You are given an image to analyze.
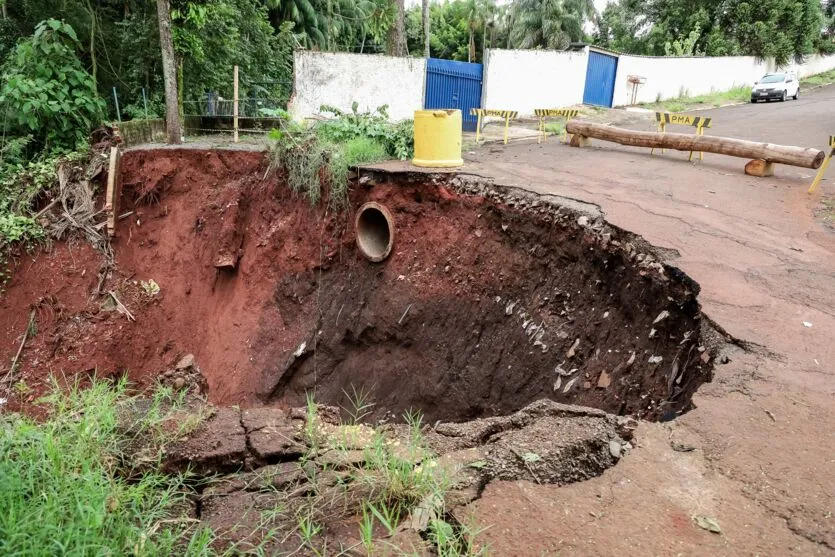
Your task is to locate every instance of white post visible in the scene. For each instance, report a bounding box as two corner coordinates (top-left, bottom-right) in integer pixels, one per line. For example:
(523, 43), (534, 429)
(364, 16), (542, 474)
(233, 65), (239, 143)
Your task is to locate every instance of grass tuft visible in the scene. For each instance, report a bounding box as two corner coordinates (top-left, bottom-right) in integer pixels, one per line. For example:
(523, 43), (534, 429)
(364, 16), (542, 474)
(0, 378), (216, 556)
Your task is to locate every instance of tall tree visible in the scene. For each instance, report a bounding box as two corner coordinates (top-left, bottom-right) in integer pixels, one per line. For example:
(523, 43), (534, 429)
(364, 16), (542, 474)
(508, 0), (594, 50)
(422, 0), (429, 57)
(156, 0), (181, 143)
(387, 0), (406, 55)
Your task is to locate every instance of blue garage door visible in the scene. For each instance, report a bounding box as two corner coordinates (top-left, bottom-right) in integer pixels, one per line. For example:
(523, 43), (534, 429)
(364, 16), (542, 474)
(583, 51), (618, 107)
(425, 58), (483, 131)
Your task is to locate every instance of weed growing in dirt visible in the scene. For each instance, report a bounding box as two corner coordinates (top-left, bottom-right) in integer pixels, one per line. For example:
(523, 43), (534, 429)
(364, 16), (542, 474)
(317, 103), (414, 161)
(266, 104), (413, 209)
(0, 378), (220, 556)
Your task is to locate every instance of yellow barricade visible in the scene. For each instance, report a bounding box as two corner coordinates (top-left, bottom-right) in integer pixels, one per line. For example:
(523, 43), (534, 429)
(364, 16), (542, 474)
(808, 136), (835, 194)
(470, 109), (518, 144)
(652, 112), (713, 161)
(534, 109), (580, 144)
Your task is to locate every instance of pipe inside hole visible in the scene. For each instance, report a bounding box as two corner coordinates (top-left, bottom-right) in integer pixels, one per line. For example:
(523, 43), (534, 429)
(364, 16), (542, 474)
(355, 202), (394, 262)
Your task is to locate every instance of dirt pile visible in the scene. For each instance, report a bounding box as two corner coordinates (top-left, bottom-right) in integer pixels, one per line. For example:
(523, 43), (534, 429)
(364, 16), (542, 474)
(0, 148), (716, 421)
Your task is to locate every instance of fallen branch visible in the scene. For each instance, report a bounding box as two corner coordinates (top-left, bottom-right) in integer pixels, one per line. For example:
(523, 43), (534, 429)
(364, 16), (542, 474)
(2, 310), (36, 386)
(108, 291), (135, 321)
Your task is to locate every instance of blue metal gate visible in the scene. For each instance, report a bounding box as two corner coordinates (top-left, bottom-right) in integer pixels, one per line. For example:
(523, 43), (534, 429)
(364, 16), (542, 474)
(583, 51), (619, 107)
(424, 58), (483, 131)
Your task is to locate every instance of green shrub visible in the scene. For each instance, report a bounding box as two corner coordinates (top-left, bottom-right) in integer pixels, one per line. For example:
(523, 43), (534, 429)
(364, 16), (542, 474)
(0, 19), (105, 152)
(317, 103), (414, 160)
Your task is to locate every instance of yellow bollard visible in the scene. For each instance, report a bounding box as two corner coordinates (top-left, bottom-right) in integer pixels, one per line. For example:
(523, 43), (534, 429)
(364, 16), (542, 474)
(412, 109), (464, 168)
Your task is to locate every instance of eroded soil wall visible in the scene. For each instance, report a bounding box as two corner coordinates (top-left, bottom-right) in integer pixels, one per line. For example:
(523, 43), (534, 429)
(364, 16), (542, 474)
(0, 149), (712, 421)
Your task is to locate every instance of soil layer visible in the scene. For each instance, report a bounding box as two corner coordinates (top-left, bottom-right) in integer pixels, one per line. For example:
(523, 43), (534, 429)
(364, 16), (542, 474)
(0, 148), (714, 422)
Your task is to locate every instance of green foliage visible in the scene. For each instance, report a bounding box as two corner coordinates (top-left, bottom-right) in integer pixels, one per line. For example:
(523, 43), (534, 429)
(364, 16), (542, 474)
(317, 103), (414, 160)
(664, 24), (705, 56)
(508, 0), (594, 50)
(0, 379), (217, 556)
(596, 0), (825, 63)
(0, 19), (105, 152)
(266, 103), (412, 206)
(406, 0), (508, 62)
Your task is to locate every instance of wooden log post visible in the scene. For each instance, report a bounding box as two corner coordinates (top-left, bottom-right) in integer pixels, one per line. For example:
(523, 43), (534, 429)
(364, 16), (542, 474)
(565, 121), (825, 170)
(105, 146), (122, 237)
(233, 65), (239, 143)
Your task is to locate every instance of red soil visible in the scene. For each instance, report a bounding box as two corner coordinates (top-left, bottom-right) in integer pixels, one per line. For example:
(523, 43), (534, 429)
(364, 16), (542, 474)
(0, 148), (711, 422)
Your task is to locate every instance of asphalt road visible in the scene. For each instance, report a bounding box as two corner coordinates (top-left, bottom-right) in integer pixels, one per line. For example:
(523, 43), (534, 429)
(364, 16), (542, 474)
(681, 83), (835, 149)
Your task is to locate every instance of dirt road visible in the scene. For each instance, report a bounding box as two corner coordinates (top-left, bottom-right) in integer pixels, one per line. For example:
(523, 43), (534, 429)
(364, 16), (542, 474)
(375, 86), (835, 555)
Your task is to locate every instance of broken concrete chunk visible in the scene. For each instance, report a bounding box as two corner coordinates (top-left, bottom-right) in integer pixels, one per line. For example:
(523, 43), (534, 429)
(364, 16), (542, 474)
(164, 407), (247, 474)
(241, 406), (288, 433)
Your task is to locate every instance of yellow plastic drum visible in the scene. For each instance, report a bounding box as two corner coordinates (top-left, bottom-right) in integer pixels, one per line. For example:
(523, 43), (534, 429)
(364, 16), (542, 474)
(412, 109), (463, 168)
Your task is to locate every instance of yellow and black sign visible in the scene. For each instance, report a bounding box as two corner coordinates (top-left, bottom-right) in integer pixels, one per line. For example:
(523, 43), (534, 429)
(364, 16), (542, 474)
(534, 109), (580, 143)
(655, 112), (712, 128)
(808, 136), (835, 194)
(469, 109), (518, 144)
(534, 109), (580, 118)
(652, 112), (713, 161)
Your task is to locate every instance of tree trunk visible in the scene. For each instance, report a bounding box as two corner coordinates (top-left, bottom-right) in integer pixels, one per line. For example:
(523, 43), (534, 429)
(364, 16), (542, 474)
(387, 0), (406, 56)
(422, 0), (430, 58)
(156, 0), (182, 144)
(468, 28), (474, 62)
(565, 121), (825, 169)
(85, 0), (97, 86)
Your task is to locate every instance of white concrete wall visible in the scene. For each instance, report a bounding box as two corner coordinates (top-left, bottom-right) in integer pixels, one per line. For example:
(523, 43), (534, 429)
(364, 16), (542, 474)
(612, 53), (835, 106)
(290, 51), (426, 121)
(481, 49), (588, 116)
(790, 54), (835, 78)
(611, 55), (768, 106)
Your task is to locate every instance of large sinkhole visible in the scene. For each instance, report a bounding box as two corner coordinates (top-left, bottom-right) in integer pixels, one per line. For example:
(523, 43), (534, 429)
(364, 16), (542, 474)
(262, 174), (713, 424)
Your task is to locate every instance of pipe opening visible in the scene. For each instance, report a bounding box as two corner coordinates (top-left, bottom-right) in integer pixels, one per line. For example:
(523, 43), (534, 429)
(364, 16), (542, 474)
(355, 202), (394, 262)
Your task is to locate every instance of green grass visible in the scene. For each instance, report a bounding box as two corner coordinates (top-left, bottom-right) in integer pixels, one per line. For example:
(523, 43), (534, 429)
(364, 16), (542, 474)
(543, 121), (565, 136)
(801, 69), (835, 88)
(0, 378), (224, 556)
(341, 137), (388, 167)
(639, 86), (751, 112)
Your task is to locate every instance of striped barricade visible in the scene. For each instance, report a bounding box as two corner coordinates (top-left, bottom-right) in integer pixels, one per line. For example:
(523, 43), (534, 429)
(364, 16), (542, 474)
(652, 112), (713, 161)
(534, 109), (580, 144)
(470, 109), (518, 144)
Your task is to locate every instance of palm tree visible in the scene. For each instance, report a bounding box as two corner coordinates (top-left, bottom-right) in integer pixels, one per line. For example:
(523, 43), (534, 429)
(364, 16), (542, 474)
(264, 0), (327, 47)
(508, 0), (595, 50)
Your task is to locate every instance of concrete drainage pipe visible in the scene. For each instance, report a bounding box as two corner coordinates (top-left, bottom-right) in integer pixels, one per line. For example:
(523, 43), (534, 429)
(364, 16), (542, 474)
(355, 202), (394, 262)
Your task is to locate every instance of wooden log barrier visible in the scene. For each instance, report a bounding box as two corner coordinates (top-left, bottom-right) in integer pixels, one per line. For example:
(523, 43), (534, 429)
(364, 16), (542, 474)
(565, 121), (825, 170)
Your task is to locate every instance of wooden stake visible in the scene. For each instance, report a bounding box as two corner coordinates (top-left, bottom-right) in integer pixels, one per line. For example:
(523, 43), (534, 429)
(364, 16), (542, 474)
(233, 65), (239, 143)
(2, 310), (35, 386)
(105, 146), (121, 237)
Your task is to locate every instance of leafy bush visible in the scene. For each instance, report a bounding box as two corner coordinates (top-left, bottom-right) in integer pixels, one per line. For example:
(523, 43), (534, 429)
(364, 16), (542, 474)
(0, 19), (105, 152)
(317, 103), (414, 160)
(266, 106), (412, 208)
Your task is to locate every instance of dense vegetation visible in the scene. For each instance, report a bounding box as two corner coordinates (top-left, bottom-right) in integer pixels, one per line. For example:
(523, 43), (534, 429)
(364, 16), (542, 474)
(595, 0), (832, 65)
